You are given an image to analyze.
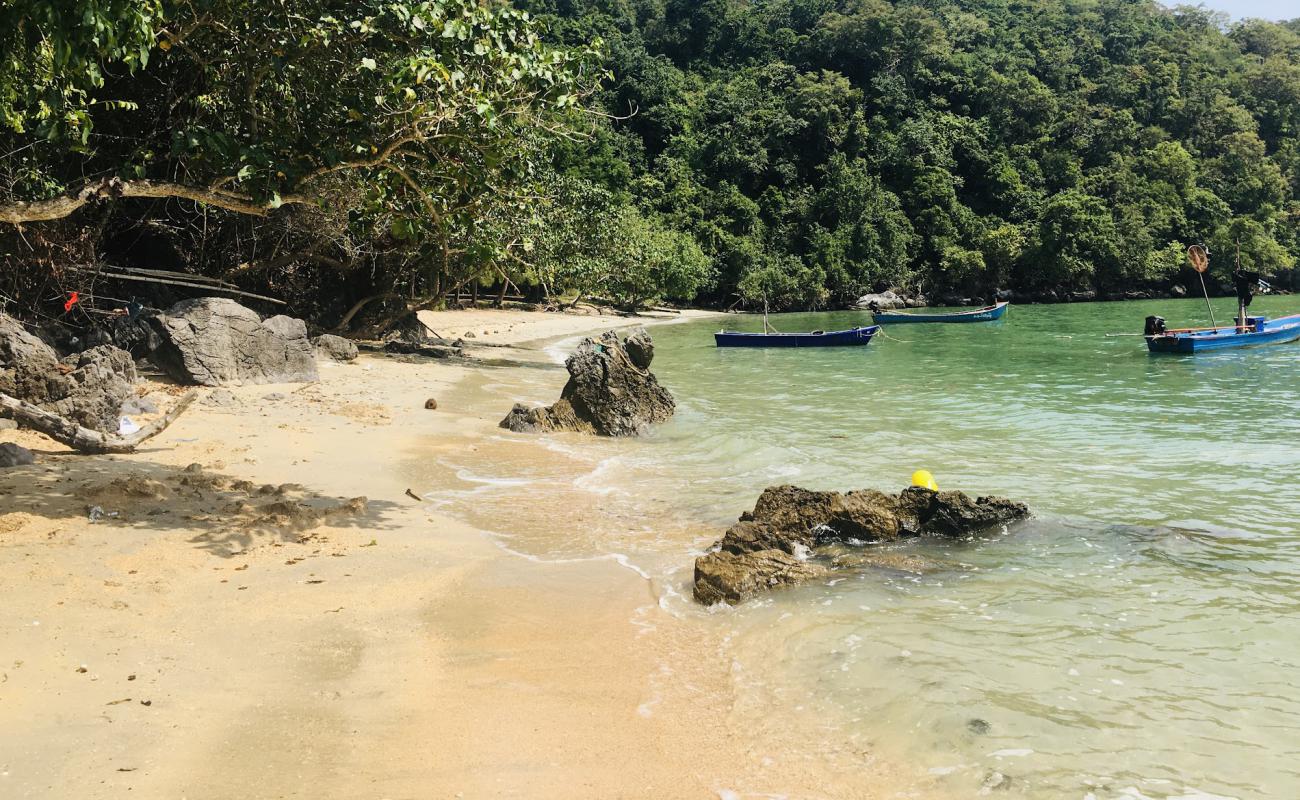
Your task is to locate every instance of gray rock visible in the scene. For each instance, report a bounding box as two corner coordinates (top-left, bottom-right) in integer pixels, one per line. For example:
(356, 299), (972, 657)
(119, 395), (159, 416)
(0, 442), (34, 467)
(500, 328), (675, 437)
(148, 298), (318, 386)
(312, 333), (359, 363)
(856, 290), (908, 310)
(624, 327), (654, 370)
(0, 313), (137, 432)
(693, 485), (1029, 605)
(201, 388), (240, 408)
(0, 418), (16, 431)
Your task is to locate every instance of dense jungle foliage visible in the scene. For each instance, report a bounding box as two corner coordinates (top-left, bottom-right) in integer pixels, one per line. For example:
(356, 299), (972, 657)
(528, 0), (1300, 308)
(1, 1), (1298, 326)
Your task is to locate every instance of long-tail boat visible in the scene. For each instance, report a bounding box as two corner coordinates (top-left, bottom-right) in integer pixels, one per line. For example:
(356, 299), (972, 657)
(871, 301), (1009, 324)
(714, 326), (879, 348)
(1145, 242), (1299, 353)
(1144, 314), (1300, 353)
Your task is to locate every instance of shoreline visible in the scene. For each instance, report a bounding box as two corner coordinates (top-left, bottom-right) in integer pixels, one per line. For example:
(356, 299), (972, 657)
(0, 306), (928, 799)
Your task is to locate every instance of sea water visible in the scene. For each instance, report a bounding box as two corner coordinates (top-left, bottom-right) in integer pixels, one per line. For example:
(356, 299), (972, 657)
(430, 297), (1300, 798)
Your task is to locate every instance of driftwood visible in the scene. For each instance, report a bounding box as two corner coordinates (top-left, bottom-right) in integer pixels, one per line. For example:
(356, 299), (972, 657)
(0, 391), (198, 454)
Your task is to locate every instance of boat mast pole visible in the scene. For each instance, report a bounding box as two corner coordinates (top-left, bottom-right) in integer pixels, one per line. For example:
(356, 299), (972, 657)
(1189, 243), (1217, 332)
(1235, 238), (1247, 331)
(1198, 270), (1217, 331)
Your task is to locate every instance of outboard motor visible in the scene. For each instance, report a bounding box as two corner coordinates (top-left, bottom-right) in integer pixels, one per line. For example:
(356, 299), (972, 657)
(1144, 315), (1166, 336)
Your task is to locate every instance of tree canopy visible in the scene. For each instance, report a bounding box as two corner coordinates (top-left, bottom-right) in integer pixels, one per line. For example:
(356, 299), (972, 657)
(526, 0), (1300, 307)
(3, 0), (1299, 322)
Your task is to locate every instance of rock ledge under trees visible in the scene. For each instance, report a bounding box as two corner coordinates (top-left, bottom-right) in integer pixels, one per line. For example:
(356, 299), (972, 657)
(0, 312), (137, 432)
(149, 298), (319, 386)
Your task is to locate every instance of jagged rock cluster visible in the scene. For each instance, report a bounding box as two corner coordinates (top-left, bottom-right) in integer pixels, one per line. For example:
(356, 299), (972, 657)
(1, 312), (137, 432)
(500, 327), (674, 437)
(693, 485), (1029, 605)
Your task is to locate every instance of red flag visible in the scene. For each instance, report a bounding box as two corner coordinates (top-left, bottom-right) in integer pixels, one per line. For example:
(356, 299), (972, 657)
(63, 291), (79, 312)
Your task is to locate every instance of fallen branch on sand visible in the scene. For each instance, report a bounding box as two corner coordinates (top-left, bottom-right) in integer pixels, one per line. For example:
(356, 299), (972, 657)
(0, 391), (198, 454)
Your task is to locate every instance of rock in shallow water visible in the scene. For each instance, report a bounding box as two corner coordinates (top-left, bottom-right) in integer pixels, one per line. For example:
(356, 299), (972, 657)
(500, 327), (674, 437)
(693, 484), (1029, 605)
(694, 548), (828, 606)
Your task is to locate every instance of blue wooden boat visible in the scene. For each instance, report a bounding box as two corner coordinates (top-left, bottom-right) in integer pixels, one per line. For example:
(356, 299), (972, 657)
(871, 301), (1009, 324)
(714, 326), (880, 348)
(1146, 314), (1300, 353)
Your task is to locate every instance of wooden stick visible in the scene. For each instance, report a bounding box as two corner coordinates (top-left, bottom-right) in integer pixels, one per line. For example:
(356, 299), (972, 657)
(0, 391), (198, 454)
(69, 268), (286, 305)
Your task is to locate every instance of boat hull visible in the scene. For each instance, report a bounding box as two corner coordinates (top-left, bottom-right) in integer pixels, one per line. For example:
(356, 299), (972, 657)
(872, 301), (1009, 324)
(1146, 314), (1300, 353)
(714, 326), (880, 348)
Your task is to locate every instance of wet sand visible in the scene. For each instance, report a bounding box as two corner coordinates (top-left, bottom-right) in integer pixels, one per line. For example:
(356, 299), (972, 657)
(0, 308), (923, 799)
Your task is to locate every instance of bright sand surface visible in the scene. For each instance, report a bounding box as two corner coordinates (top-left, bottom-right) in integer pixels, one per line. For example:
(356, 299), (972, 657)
(0, 308), (926, 799)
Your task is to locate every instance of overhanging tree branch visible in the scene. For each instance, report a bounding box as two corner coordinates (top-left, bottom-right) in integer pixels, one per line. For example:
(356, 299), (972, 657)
(0, 177), (300, 223)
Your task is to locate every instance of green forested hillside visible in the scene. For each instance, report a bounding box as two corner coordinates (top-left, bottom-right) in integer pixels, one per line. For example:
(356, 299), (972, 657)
(528, 0), (1300, 307)
(0, 1), (1297, 324)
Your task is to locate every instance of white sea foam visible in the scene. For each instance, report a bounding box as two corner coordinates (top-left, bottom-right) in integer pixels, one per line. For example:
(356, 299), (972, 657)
(453, 468), (534, 487)
(573, 456), (627, 496)
(483, 534), (652, 580)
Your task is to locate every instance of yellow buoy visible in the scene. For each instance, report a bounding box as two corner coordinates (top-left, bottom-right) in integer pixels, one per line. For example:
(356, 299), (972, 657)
(911, 470), (938, 491)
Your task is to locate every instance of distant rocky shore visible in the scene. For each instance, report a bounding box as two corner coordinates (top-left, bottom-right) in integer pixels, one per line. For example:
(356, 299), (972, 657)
(855, 282), (1291, 312)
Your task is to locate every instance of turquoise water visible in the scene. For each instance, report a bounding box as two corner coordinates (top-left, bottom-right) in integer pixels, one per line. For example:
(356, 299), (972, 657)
(436, 298), (1300, 799)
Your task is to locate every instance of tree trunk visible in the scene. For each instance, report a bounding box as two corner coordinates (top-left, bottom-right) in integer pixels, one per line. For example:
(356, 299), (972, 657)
(0, 391), (198, 455)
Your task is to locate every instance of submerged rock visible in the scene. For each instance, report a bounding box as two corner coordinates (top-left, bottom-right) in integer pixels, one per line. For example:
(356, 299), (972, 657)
(693, 485), (1029, 605)
(149, 298), (318, 386)
(694, 548), (828, 606)
(500, 327), (675, 437)
(0, 312), (138, 432)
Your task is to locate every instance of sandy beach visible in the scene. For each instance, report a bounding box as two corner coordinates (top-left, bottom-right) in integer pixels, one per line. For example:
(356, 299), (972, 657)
(0, 307), (921, 799)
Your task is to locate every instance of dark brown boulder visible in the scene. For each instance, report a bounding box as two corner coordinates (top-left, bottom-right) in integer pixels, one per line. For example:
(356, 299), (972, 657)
(500, 327), (674, 437)
(747, 485), (839, 532)
(693, 548), (828, 606)
(693, 484), (1029, 605)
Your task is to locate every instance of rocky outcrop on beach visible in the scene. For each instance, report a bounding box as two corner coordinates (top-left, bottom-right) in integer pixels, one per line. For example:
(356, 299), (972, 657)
(0, 312), (138, 432)
(500, 327), (675, 437)
(693, 485), (1029, 605)
(149, 298), (319, 386)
